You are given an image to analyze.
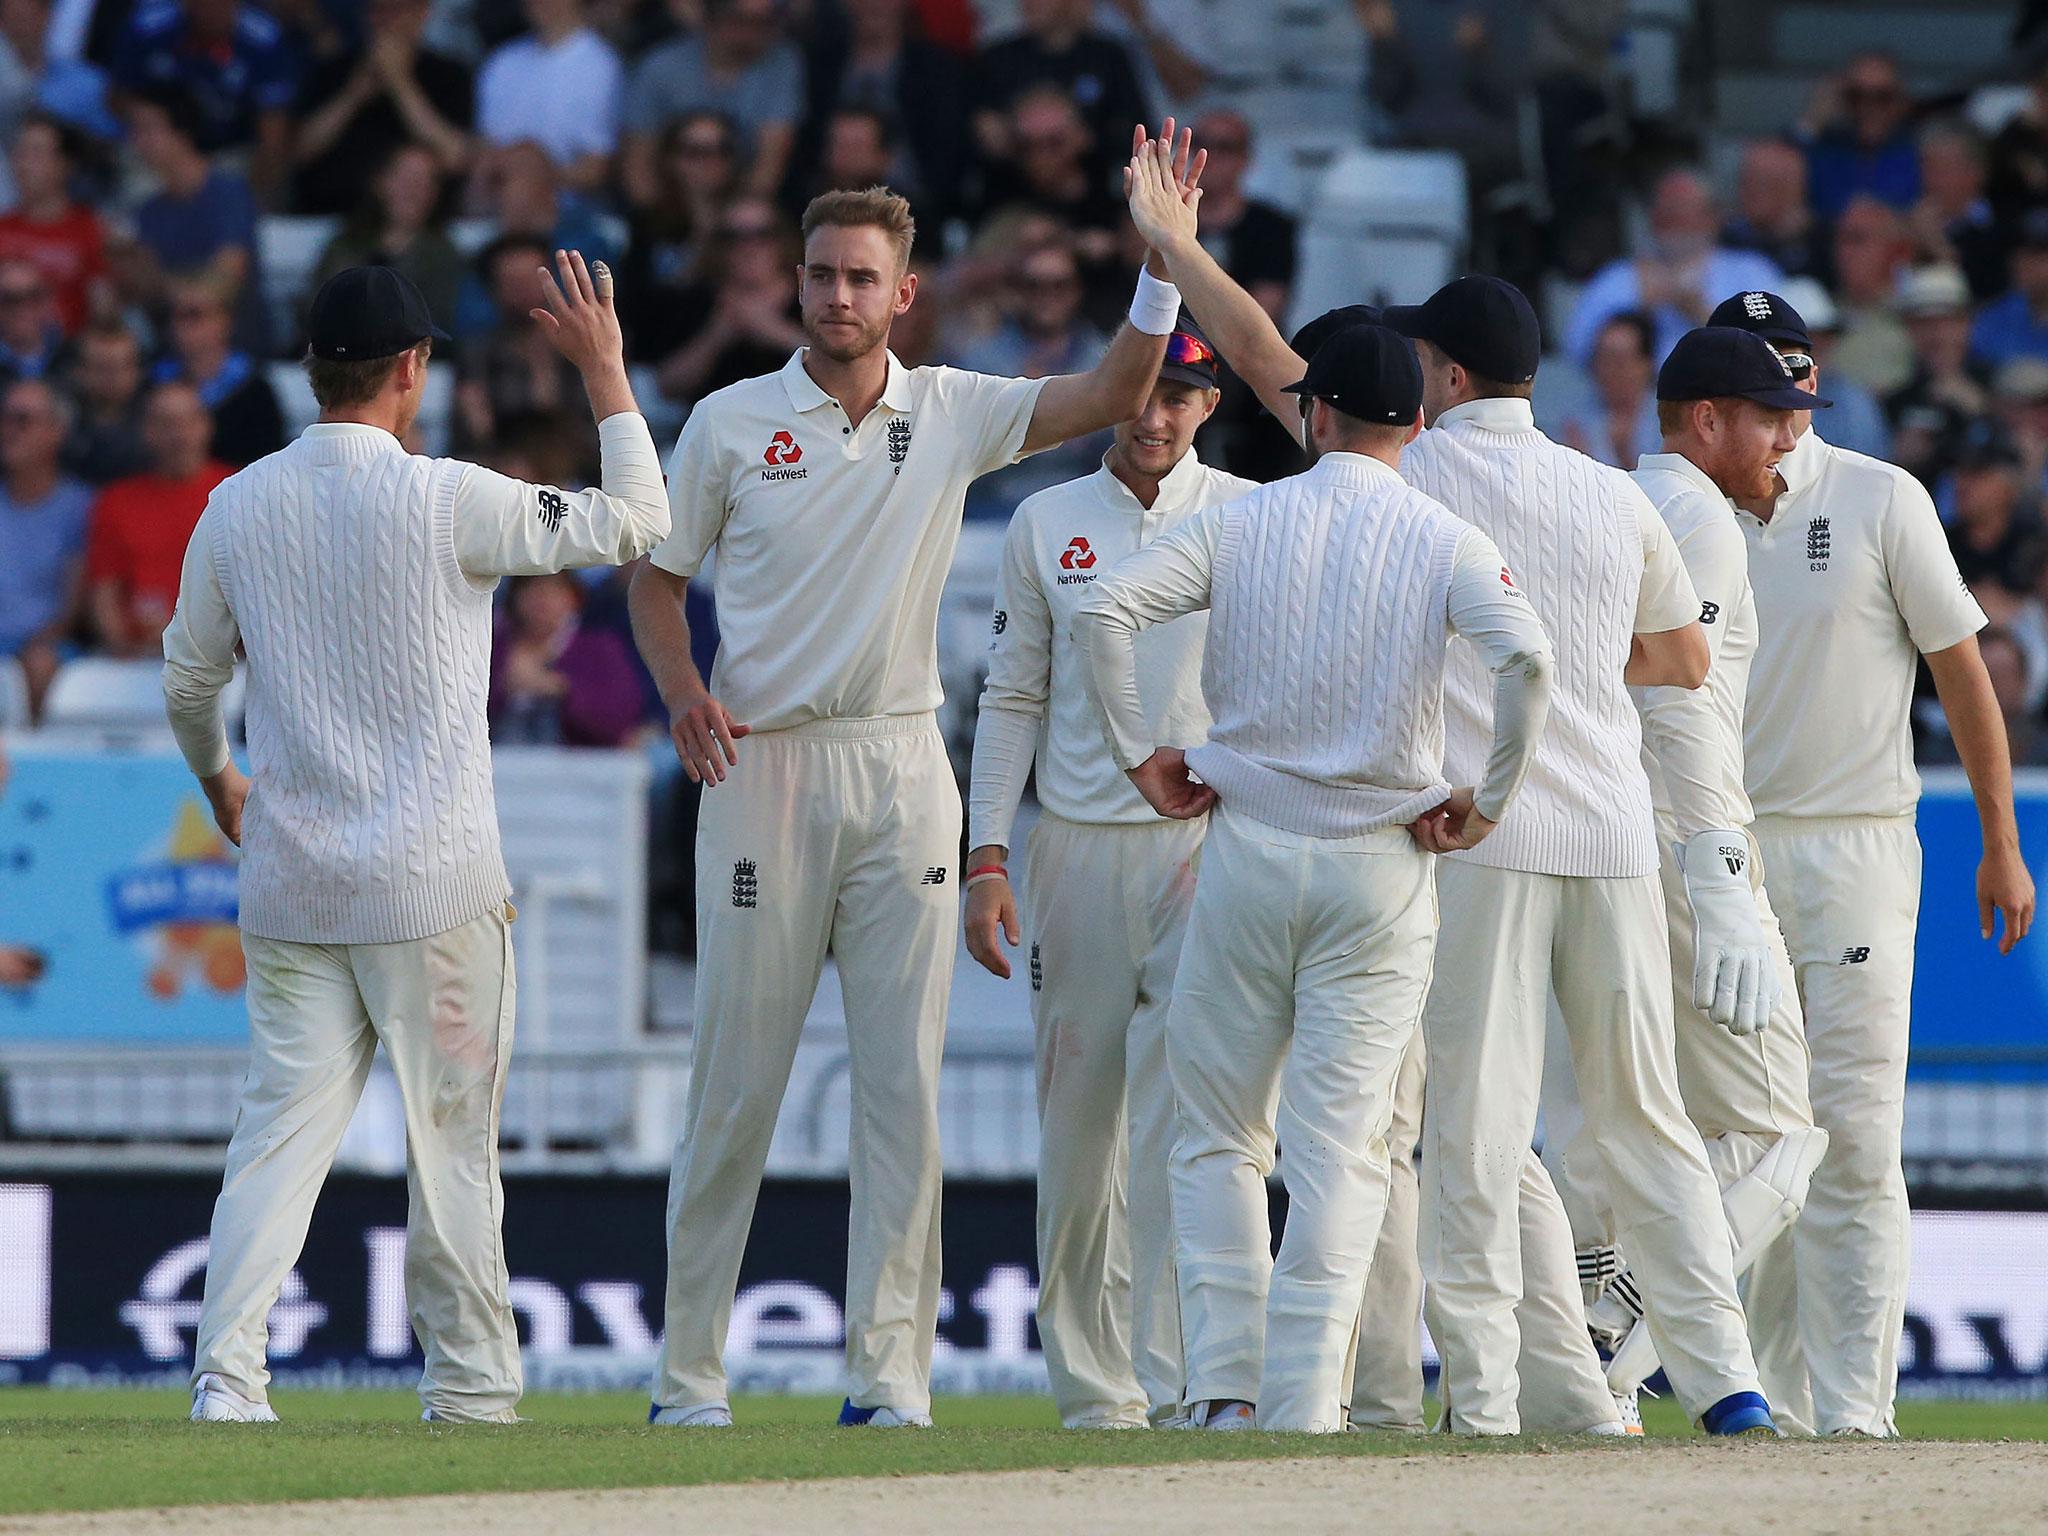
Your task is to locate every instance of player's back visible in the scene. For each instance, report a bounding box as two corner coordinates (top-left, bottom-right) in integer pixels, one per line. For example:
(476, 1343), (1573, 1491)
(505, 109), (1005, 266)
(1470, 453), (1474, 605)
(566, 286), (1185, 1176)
(1402, 403), (1663, 879)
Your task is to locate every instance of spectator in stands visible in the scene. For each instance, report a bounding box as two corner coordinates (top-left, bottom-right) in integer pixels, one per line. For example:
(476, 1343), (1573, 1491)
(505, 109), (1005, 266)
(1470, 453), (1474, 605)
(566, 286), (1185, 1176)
(1528, 0), (1627, 271)
(112, 0), (300, 204)
(1828, 194), (1915, 396)
(1973, 207), (2048, 369)
(455, 139), (618, 335)
(454, 233), (589, 461)
(1798, 49), (1920, 220)
(799, 105), (898, 203)
(1993, 356), (2048, 499)
(1976, 626), (2041, 765)
(977, 86), (1127, 314)
(475, 0), (622, 193)
(1565, 167), (1784, 364)
(1947, 420), (2048, 598)
(1188, 110), (1295, 323)
(1888, 265), (1991, 491)
(120, 86), (265, 352)
(1908, 119), (2005, 305)
(1775, 274), (1893, 462)
(1359, 0), (1520, 210)
(311, 142), (465, 342)
(59, 320), (151, 485)
(651, 196), (803, 405)
(950, 235), (1108, 518)
(84, 379), (229, 657)
(0, 257), (65, 384)
(800, 0), (969, 225)
(1723, 138), (1826, 282)
(488, 571), (648, 748)
(1557, 310), (1658, 471)
(0, 0), (119, 144)
(623, 0), (803, 207)
(1989, 54), (2048, 225)
(0, 113), (110, 337)
(0, 378), (91, 717)
(974, 0), (1149, 187)
(152, 273), (284, 468)
(290, 0), (476, 216)
(621, 110), (738, 363)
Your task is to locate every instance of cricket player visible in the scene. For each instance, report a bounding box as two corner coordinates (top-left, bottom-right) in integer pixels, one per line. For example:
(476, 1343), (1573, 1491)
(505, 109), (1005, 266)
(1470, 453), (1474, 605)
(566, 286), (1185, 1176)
(1074, 316), (1557, 1434)
(963, 322), (1252, 1429)
(1546, 326), (1836, 1434)
(165, 258), (670, 1424)
(627, 139), (1204, 1430)
(1118, 169), (1775, 1433)
(1706, 289), (2034, 1437)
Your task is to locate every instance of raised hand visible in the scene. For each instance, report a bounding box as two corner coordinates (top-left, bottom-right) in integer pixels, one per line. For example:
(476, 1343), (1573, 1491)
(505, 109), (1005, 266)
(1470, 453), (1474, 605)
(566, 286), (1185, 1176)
(1124, 119), (1204, 256)
(530, 249), (625, 378)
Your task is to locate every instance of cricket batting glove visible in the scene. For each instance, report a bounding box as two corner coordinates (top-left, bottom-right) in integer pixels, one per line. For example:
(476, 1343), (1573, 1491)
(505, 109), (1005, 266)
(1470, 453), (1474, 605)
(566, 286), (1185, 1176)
(1680, 828), (1778, 1036)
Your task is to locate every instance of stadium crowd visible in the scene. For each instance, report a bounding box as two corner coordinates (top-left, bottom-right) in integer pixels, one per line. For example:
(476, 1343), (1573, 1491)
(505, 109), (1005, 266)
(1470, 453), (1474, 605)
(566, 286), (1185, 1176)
(7, 0), (2048, 769)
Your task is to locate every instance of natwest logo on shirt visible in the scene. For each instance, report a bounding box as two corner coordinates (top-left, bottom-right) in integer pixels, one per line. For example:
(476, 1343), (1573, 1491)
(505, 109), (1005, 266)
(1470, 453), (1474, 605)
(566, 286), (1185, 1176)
(1500, 564), (1527, 599)
(762, 430), (808, 481)
(1057, 536), (1098, 584)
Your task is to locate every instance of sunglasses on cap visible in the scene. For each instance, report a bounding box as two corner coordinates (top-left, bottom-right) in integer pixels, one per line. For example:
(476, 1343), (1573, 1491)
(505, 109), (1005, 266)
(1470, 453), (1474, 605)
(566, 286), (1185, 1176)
(1165, 331), (1216, 369)
(1777, 350), (1816, 380)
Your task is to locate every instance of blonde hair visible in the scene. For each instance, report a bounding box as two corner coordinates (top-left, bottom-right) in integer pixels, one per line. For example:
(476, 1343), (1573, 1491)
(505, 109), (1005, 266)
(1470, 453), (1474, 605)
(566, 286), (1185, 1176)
(801, 186), (916, 272)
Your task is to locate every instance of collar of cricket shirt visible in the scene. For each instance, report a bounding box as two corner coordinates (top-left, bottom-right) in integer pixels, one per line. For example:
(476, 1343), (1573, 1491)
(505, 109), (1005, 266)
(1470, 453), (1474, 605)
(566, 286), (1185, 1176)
(1434, 395), (1537, 434)
(1771, 425), (1827, 500)
(1636, 450), (1732, 509)
(300, 421), (405, 451)
(780, 347), (915, 415)
(1309, 450), (1403, 486)
(1096, 444), (1209, 513)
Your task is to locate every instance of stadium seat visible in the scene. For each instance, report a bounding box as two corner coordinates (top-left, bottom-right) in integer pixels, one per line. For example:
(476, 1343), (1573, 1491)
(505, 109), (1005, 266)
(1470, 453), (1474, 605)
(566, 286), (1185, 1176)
(1240, 127), (1368, 218)
(0, 654), (28, 730)
(39, 657), (245, 744)
(1286, 147), (1468, 332)
(256, 214), (340, 350)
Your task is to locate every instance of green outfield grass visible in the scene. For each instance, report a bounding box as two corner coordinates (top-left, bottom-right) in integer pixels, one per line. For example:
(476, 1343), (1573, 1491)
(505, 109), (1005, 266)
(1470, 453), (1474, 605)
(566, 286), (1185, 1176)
(0, 1391), (2043, 1517)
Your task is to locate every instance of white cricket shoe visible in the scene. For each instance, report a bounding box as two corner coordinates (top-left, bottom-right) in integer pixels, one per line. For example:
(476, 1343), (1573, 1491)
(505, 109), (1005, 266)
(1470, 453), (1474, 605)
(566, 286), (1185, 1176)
(190, 1374), (278, 1423)
(865, 1407), (933, 1428)
(649, 1403), (733, 1427)
(1190, 1400), (1256, 1431)
(1072, 1417), (1147, 1430)
(421, 1407), (521, 1424)
(1612, 1391), (1645, 1436)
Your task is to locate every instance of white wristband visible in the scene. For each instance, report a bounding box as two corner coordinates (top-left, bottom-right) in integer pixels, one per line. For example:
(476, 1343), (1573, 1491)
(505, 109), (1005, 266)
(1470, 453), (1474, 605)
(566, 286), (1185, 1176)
(1129, 269), (1182, 336)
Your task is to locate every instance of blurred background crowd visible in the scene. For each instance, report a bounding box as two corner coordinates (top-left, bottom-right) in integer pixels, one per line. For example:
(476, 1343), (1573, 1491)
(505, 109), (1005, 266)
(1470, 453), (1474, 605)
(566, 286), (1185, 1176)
(8, 0), (2048, 796)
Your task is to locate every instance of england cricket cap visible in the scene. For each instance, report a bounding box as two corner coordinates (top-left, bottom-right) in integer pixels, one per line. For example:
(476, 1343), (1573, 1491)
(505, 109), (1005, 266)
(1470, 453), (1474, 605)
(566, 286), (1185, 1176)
(1157, 313), (1221, 389)
(1707, 289), (1811, 349)
(1282, 322), (1423, 424)
(1382, 276), (1540, 384)
(307, 265), (451, 362)
(1656, 326), (1832, 410)
(1290, 303), (1384, 362)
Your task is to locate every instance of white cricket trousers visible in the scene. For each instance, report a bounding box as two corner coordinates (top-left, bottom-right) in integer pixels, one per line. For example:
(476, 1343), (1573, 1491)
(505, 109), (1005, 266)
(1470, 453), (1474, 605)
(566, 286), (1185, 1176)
(1754, 813), (1920, 1437)
(1542, 825), (1820, 1431)
(193, 906), (521, 1422)
(1421, 861), (1762, 1433)
(656, 715), (961, 1417)
(1024, 811), (1203, 1427)
(1168, 807), (1437, 1433)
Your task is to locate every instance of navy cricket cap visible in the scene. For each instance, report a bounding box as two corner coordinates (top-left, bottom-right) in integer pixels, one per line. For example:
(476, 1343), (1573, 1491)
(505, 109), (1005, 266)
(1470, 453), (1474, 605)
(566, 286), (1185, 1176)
(1707, 290), (1811, 349)
(1282, 323), (1423, 425)
(1383, 276), (1540, 384)
(1157, 313), (1221, 389)
(1657, 326), (1832, 411)
(307, 265), (451, 362)
(1290, 303), (1384, 362)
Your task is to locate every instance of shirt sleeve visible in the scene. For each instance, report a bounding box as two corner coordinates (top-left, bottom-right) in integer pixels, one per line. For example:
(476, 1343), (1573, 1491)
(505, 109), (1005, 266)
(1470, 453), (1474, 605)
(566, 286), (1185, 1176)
(1637, 500), (1752, 838)
(646, 406), (730, 582)
(1072, 502), (1225, 771)
(936, 368), (1052, 478)
(1445, 528), (1556, 822)
(1882, 468), (1989, 654)
(968, 510), (1053, 852)
(452, 412), (671, 580)
(160, 507), (239, 780)
(1633, 487), (1702, 634)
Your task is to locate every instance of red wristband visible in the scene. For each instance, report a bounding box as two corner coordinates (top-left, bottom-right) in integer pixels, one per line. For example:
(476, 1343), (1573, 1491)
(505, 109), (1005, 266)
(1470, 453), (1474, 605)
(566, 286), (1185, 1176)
(965, 864), (1009, 882)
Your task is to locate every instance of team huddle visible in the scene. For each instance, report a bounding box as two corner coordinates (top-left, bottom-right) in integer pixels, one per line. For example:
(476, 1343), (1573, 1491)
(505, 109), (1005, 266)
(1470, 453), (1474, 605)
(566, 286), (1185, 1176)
(167, 123), (2033, 1438)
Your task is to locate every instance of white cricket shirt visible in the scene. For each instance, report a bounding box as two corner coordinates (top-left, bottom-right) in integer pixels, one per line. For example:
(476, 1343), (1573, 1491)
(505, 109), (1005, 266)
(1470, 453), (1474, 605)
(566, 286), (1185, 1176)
(1402, 397), (1700, 878)
(651, 349), (1046, 732)
(1631, 451), (1756, 838)
(967, 448), (1254, 851)
(1739, 429), (1986, 821)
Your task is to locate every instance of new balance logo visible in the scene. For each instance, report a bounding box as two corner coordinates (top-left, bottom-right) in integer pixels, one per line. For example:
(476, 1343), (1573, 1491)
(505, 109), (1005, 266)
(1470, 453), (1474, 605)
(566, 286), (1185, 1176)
(992, 608), (1008, 637)
(920, 867), (948, 885)
(1719, 843), (1745, 876)
(1840, 946), (1870, 965)
(1807, 515), (1831, 569)
(732, 859), (758, 909)
(1700, 600), (1720, 625)
(535, 488), (568, 532)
